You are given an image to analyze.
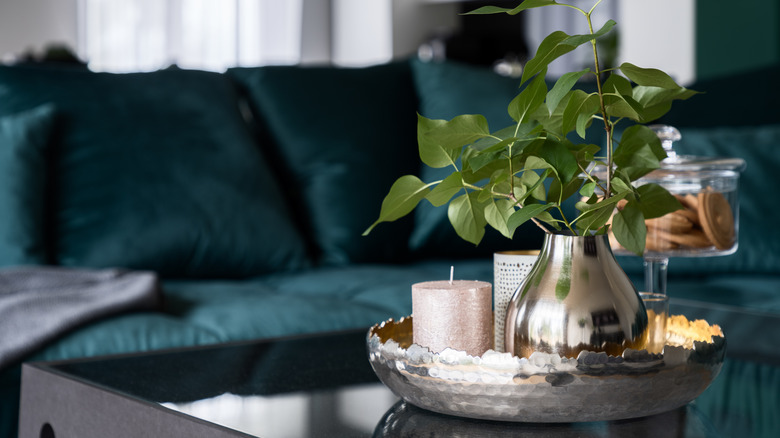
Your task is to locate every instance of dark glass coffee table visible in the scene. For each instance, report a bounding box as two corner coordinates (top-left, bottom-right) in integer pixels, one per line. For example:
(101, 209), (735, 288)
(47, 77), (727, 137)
(18, 327), (780, 437)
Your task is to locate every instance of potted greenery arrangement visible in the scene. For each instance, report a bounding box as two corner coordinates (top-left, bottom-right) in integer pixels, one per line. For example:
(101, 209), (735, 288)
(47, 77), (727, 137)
(365, 0), (696, 358)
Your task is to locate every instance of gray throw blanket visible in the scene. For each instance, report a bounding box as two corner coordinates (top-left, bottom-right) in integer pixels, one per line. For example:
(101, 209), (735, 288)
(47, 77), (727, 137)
(0, 266), (161, 370)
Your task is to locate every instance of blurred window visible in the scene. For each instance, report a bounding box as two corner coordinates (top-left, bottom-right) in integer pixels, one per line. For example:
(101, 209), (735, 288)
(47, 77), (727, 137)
(79, 0), (303, 72)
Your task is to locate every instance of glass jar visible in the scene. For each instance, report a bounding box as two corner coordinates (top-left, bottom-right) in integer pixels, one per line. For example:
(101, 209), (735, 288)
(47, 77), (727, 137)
(607, 125), (747, 258)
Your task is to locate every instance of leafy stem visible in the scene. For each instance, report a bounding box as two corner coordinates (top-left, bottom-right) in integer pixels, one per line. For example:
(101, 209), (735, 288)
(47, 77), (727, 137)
(577, 161), (607, 195)
(585, 6), (613, 201)
(587, 0), (604, 15)
(366, 0), (695, 255)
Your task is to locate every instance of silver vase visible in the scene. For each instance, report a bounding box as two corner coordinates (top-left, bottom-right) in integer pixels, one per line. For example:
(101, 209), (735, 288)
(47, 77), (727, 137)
(504, 233), (649, 358)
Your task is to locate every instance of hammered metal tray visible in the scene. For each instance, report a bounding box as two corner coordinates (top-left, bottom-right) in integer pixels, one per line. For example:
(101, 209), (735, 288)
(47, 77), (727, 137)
(367, 315), (725, 423)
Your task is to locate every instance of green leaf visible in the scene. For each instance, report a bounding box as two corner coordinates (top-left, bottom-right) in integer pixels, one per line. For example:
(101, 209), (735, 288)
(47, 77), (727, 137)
(613, 125), (665, 180)
(575, 191), (626, 213)
(611, 168), (635, 193)
(471, 125), (519, 152)
(548, 177), (583, 204)
(424, 114), (491, 149)
(478, 172), (508, 202)
(634, 183), (683, 219)
(629, 85), (699, 123)
(448, 192), (487, 245)
(547, 68), (590, 115)
(417, 115), (459, 168)
(426, 172), (464, 207)
(612, 202), (646, 256)
(467, 149), (504, 174)
(462, 5), (516, 15)
(462, 146), (517, 184)
(531, 138), (579, 184)
(523, 32), (567, 84)
(485, 198), (516, 238)
(467, 124), (536, 173)
(463, 0), (559, 15)
(602, 74), (651, 122)
(632, 86), (698, 108)
(507, 203), (552, 234)
(580, 181), (596, 198)
(510, 181), (527, 201)
(363, 175), (431, 235)
(562, 90), (600, 136)
(509, 71), (548, 123)
(571, 143), (601, 168)
(637, 101), (673, 124)
(575, 112), (595, 139)
(620, 62), (680, 89)
(604, 92), (642, 121)
(610, 176), (632, 194)
(602, 73), (633, 96)
(575, 202), (614, 234)
(532, 95), (569, 137)
(521, 169), (548, 202)
(524, 155), (552, 171)
(535, 210), (562, 230)
(522, 20), (616, 84)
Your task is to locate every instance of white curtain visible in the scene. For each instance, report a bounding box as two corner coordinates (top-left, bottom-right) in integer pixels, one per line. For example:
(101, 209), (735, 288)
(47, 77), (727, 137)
(79, 0), (303, 72)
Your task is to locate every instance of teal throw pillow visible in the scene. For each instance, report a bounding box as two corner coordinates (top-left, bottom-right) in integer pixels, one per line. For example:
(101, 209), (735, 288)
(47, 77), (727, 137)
(617, 124), (780, 276)
(0, 65), (310, 278)
(228, 62), (420, 265)
(410, 59), (546, 258)
(0, 104), (56, 266)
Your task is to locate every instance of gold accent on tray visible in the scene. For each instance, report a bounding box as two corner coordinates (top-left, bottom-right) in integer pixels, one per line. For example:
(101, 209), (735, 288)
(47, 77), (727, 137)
(667, 314), (724, 348)
(371, 316), (413, 347)
(369, 314), (721, 353)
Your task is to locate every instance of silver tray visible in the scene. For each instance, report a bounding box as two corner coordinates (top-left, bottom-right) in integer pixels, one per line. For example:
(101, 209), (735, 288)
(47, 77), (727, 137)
(367, 315), (726, 423)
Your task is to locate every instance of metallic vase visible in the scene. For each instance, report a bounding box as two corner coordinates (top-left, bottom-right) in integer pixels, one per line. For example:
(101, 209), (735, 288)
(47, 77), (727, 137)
(505, 233), (649, 358)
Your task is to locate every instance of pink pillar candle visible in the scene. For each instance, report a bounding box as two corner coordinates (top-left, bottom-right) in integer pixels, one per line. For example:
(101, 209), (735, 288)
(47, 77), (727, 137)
(412, 280), (493, 357)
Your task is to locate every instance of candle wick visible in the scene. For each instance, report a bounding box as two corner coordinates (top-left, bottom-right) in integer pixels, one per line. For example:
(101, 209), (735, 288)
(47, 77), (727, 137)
(449, 266), (454, 284)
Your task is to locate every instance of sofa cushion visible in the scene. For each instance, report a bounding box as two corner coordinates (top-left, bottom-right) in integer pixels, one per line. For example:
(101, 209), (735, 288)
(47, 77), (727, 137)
(0, 65), (310, 278)
(410, 59), (545, 258)
(0, 104), (56, 266)
(227, 62), (420, 266)
(617, 124), (780, 276)
(25, 312), (222, 362)
(162, 259), (494, 341)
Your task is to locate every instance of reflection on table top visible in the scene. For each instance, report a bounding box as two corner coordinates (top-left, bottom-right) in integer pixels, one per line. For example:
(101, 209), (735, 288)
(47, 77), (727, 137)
(42, 329), (779, 438)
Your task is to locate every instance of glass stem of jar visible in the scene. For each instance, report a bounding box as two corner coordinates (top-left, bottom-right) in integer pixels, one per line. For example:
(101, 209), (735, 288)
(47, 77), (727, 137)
(644, 256), (669, 295)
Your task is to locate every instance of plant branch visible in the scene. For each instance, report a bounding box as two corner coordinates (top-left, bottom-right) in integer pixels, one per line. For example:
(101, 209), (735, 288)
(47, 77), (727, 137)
(556, 204), (576, 234)
(588, 0), (605, 16)
(577, 161), (608, 195)
(508, 191), (553, 234)
(508, 143), (515, 199)
(462, 181), (482, 191)
(560, 3), (587, 16)
(586, 9), (613, 200)
(531, 217), (553, 234)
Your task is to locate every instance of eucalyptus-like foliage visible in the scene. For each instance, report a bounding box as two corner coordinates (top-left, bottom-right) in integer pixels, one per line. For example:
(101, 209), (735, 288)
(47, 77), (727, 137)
(364, 0), (696, 256)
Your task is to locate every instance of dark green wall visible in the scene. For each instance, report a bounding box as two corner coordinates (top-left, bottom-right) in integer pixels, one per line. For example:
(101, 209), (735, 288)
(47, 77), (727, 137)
(696, 0), (780, 80)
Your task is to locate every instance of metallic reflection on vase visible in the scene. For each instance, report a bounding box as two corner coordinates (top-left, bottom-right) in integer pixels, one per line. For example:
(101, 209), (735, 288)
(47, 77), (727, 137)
(504, 233), (648, 358)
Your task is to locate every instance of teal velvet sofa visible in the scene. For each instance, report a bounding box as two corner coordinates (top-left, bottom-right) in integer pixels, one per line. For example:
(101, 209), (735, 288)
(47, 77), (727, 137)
(1, 58), (778, 437)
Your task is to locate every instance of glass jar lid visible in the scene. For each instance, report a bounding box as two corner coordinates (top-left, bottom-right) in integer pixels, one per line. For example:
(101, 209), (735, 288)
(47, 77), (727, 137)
(590, 125), (746, 185)
(646, 125), (747, 176)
